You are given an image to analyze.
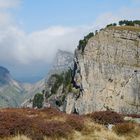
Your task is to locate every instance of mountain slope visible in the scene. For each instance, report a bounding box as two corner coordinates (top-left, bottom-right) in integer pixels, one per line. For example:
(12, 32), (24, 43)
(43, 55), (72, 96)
(21, 50), (74, 108)
(0, 66), (25, 107)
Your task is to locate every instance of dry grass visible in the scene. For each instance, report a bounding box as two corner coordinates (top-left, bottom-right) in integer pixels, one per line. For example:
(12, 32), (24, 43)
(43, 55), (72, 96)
(0, 135), (31, 140)
(108, 26), (140, 32)
(0, 108), (140, 140)
(113, 122), (140, 139)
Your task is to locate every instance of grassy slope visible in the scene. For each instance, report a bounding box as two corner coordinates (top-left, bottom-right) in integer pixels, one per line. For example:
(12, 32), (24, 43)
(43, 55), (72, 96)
(109, 26), (140, 32)
(0, 108), (140, 140)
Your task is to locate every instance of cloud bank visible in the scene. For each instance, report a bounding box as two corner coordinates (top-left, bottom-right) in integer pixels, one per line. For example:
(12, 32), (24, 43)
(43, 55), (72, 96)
(0, 25), (93, 65)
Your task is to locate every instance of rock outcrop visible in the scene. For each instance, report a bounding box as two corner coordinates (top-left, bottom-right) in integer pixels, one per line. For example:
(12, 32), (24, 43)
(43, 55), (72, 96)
(22, 50), (74, 108)
(65, 26), (140, 115)
(42, 50), (74, 110)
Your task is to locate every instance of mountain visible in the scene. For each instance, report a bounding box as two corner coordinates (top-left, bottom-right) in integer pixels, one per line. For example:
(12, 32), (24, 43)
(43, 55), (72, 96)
(65, 25), (140, 114)
(0, 66), (25, 107)
(1, 23), (140, 116)
(21, 49), (74, 108)
(0, 50), (74, 108)
(20, 24), (140, 116)
(46, 49), (74, 78)
(0, 66), (10, 86)
(34, 25), (140, 115)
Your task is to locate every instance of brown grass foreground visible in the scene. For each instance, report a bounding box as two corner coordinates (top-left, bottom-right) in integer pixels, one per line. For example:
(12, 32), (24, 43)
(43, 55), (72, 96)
(0, 108), (140, 140)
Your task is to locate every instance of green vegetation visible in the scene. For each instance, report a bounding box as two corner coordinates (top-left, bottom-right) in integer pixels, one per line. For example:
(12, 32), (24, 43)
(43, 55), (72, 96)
(51, 73), (64, 95)
(106, 23), (117, 27)
(77, 19), (140, 53)
(63, 69), (72, 92)
(51, 69), (72, 95)
(33, 93), (44, 108)
(50, 69), (73, 106)
(77, 32), (94, 52)
(119, 20), (140, 26)
(106, 20), (140, 28)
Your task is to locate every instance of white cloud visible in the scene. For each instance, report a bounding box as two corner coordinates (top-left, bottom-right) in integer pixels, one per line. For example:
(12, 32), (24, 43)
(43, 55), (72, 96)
(0, 0), (21, 29)
(0, 0), (140, 81)
(0, 25), (92, 65)
(0, 4), (140, 66)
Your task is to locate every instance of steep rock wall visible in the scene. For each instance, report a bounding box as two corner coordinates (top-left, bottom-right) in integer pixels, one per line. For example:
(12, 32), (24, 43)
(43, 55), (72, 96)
(65, 27), (140, 115)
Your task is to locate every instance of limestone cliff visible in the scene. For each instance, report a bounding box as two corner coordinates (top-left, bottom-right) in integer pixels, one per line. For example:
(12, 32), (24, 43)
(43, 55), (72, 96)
(65, 26), (140, 115)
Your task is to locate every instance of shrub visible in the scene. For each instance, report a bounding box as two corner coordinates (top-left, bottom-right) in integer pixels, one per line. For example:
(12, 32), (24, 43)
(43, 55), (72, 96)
(0, 108), (70, 140)
(49, 69), (72, 106)
(33, 93), (44, 108)
(39, 121), (72, 138)
(77, 32), (94, 52)
(0, 111), (33, 138)
(119, 20), (140, 26)
(66, 114), (85, 131)
(40, 107), (62, 119)
(113, 122), (135, 135)
(51, 74), (63, 94)
(88, 111), (124, 125)
(63, 69), (72, 92)
(55, 100), (63, 106)
(106, 23), (117, 27)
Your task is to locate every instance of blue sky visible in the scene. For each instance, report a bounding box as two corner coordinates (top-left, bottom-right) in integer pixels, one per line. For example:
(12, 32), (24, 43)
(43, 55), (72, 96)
(0, 0), (140, 83)
(15, 0), (138, 32)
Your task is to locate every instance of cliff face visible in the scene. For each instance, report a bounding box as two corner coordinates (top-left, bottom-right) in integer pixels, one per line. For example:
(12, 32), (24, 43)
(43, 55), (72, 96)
(65, 26), (140, 115)
(50, 49), (73, 73)
(43, 50), (73, 110)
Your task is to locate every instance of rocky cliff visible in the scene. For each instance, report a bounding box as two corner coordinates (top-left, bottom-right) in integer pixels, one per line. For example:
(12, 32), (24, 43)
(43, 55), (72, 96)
(49, 49), (73, 74)
(65, 26), (140, 115)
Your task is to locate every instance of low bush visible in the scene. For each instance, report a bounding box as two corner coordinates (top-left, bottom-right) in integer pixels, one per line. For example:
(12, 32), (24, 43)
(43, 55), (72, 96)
(0, 111), (33, 138)
(0, 108), (70, 140)
(88, 111), (124, 125)
(39, 121), (72, 138)
(77, 32), (94, 52)
(33, 93), (44, 108)
(66, 114), (85, 131)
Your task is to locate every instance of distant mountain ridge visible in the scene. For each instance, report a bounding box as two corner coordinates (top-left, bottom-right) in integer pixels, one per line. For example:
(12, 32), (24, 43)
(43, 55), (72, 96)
(0, 66), (25, 107)
(0, 50), (74, 108)
(0, 66), (10, 86)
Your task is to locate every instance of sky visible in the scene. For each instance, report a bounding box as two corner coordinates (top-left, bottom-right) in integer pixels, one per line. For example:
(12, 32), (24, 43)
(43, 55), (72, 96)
(0, 0), (140, 83)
